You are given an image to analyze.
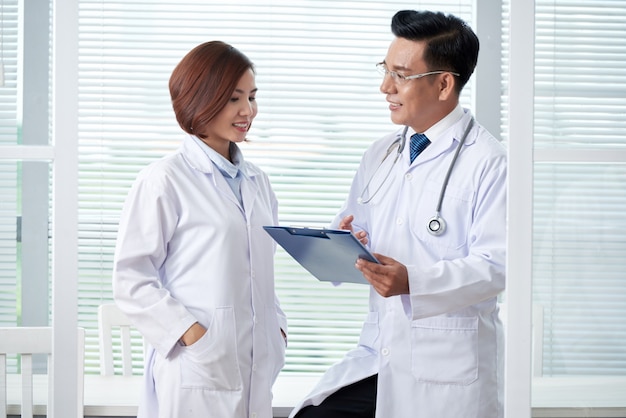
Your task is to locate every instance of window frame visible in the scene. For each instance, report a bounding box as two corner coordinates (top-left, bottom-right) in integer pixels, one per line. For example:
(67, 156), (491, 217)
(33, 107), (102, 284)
(4, 0), (625, 415)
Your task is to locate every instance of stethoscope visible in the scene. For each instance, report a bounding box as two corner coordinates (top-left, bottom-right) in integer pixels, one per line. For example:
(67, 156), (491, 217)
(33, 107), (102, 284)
(357, 117), (474, 237)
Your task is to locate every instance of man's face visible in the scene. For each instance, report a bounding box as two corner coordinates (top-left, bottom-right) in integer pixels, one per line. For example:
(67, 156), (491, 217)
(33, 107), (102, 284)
(379, 37), (453, 133)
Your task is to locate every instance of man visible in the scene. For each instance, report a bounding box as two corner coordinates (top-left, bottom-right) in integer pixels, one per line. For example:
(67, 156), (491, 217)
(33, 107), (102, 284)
(290, 10), (507, 418)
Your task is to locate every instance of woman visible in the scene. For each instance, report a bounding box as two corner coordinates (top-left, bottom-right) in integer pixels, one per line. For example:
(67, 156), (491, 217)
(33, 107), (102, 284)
(112, 41), (287, 418)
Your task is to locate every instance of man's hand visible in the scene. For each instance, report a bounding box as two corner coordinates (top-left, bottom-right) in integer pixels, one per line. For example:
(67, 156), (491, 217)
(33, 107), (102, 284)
(339, 214), (368, 245)
(356, 253), (409, 297)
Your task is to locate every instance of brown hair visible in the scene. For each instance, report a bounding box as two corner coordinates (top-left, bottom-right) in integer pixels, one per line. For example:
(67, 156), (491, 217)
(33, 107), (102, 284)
(169, 41), (255, 139)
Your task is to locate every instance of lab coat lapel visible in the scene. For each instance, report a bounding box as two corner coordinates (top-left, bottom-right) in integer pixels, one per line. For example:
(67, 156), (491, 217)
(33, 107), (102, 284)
(180, 136), (244, 210)
(240, 167), (259, 216)
(411, 112), (477, 165)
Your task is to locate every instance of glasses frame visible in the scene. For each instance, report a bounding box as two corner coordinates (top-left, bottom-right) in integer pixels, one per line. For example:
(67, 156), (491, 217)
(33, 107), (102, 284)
(376, 62), (460, 83)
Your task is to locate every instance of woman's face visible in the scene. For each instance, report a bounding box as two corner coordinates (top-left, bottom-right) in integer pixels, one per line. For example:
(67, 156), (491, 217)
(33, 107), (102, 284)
(202, 68), (258, 159)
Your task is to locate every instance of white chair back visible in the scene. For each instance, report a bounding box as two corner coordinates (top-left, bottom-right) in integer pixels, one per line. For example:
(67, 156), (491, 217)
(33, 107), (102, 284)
(98, 303), (143, 376)
(0, 326), (84, 418)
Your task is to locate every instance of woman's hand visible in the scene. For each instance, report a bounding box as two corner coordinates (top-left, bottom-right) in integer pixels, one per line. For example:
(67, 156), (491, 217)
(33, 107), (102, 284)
(179, 322), (207, 346)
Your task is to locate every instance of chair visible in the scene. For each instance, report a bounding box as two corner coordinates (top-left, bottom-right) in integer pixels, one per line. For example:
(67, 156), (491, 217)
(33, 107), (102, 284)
(98, 303), (143, 376)
(0, 326), (85, 418)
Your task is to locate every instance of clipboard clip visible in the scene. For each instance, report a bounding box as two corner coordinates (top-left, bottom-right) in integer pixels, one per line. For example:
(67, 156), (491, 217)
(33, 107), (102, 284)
(286, 227), (330, 239)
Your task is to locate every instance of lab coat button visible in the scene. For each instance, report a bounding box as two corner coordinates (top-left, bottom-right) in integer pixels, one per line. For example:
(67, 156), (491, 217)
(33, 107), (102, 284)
(252, 363), (257, 371)
(381, 347), (390, 356)
(405, 173), (413, 181)
(396, 218), (403, 225)
(251, 413), (257, 418)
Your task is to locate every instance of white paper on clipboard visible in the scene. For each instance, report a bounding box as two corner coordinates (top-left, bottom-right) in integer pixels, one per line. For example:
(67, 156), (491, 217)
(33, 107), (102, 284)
(263, 226), (379, 284)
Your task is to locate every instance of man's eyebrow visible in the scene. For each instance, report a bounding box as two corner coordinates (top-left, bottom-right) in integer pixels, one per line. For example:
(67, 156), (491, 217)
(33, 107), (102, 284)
(390, 64), (411, 72)
(382, 60), (411, 72)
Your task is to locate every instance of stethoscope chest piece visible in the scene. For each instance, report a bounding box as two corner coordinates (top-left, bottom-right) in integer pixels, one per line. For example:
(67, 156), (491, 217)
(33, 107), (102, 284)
(427, 215), (446, 236)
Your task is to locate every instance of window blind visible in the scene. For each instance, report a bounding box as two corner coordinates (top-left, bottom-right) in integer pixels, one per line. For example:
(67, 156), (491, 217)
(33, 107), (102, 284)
(0, 0), (21, 374)
(7, 0), (624, 386)
(76, 0), (474, 374)
(531, 0), (626, 375)
(0, 0), (18, 330)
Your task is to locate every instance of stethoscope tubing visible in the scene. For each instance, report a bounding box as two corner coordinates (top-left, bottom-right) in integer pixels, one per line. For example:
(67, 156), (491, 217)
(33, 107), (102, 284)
(356, 125), (408, 205)
(357, 117), (474, 236)
(434, 117), (474, 214)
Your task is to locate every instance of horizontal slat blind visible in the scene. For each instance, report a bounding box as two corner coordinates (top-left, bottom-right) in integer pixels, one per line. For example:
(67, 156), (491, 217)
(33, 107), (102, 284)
(532, 0), (626, 375)
(534, 1), (626, 149)
(77, 1), (474, 374)
(0, 1), (20, 375)
(0, 0), (18, 331)
(0, 161), (17, 331)
(534, 164), (626, 375)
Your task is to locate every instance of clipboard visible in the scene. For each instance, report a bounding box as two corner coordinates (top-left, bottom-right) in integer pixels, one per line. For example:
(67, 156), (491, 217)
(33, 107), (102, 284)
(263, 226), (379, 285)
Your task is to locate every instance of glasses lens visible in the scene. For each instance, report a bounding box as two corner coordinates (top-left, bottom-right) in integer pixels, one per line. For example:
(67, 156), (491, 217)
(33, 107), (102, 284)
(377, 64), (406, 84)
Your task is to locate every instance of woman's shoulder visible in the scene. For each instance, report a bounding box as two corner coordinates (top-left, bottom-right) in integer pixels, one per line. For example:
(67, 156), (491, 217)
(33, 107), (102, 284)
(130, 152), (192, 196)
(138, 151), (186, 178)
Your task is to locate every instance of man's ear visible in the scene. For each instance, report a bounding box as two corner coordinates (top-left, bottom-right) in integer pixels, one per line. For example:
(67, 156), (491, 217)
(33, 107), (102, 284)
(438, 73), (457, 101)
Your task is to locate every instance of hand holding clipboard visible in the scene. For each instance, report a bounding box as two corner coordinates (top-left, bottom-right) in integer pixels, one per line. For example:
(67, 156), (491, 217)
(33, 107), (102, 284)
(263, 226), (379, 284)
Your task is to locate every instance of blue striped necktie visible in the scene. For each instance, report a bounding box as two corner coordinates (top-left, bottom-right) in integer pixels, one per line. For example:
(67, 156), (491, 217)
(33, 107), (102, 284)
(410, 133), (431, 163)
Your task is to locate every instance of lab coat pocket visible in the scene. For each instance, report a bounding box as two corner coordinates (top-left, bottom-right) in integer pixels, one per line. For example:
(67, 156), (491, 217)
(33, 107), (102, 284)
(412, 180), (473, 252)
(352, 311), (379, 356)
(179, 307), (242, 391)
(410, 316), (478, 385)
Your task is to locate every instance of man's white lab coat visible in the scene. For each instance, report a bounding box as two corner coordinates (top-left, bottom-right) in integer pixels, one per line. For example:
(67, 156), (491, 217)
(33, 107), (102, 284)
(290, 109), (507, 418)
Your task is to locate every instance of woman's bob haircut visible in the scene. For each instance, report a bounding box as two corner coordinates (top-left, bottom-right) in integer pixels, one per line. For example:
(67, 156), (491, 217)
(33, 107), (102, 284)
(169, 41), (255, 139)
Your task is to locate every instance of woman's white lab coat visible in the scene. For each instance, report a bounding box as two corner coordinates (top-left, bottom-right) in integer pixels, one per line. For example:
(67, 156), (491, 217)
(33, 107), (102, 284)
(289, 109), (507, 418)
(113, 135), (287, 418)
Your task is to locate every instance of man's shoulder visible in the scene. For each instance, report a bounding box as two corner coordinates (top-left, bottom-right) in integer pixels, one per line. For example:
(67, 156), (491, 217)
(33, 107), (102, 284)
(471, 123), (507, 158)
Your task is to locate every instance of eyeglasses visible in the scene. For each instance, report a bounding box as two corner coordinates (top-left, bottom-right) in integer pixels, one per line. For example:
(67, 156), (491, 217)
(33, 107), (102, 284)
(376, 62), (460, 84)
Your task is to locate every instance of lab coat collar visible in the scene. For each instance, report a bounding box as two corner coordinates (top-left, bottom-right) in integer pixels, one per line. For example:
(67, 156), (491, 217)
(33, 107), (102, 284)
(436, 107), (477, 147)
(407, 107), (477, 164)
(180, 134), (263, 179)
(423, 104), (465, 141)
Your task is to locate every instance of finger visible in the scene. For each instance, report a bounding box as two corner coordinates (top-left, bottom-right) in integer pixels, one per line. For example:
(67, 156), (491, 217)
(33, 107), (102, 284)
(360, 265), (405, 297)
(356, 257), (386, 274)
(358, 266), (393, 296)
(371, 252), (393, 265)
(355, 230), (368, 244)
(338, 214), (354, 230)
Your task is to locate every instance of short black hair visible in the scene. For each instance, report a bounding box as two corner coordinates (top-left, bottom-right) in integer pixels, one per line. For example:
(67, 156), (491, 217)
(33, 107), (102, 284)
(391, 10), (479, 93)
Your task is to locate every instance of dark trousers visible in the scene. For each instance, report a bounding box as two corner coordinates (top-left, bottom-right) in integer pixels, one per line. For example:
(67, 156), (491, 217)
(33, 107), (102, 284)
(293, 374), (377, 418)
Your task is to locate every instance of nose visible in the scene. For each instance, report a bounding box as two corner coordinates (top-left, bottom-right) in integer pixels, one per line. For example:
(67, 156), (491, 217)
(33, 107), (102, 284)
(240, 99), (255, 116)
(379, 73), (395, 94)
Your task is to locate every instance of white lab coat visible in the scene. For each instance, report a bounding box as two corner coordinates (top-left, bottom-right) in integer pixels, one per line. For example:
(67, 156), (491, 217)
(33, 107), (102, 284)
(113, 135), (287, 418)
(290, 109), (507, 418)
